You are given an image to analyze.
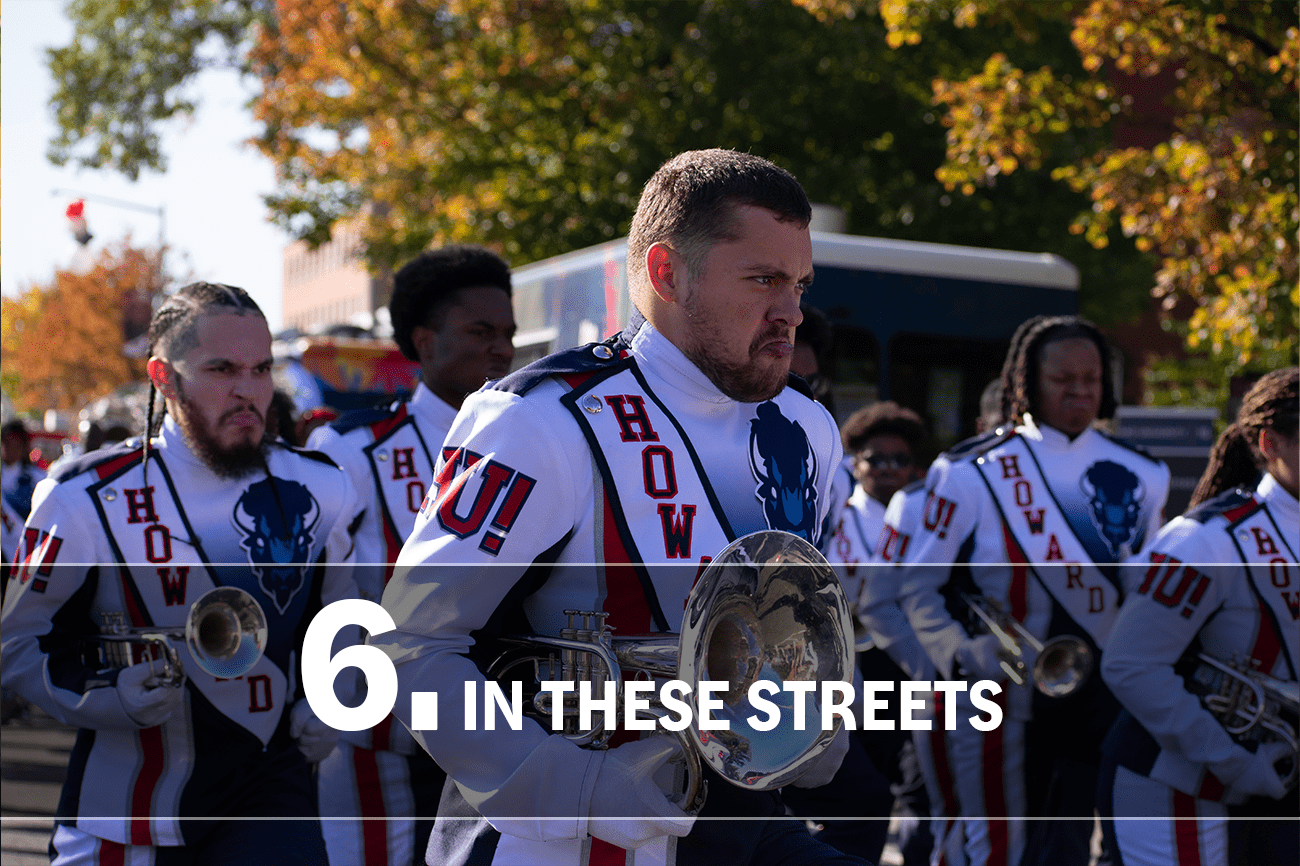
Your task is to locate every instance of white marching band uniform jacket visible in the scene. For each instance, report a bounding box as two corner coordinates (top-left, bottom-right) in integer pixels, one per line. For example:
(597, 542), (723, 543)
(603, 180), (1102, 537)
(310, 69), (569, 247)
(373, 319), (842, 865)
(0, 418), (360, 846)
(823, 483), (885, 618)
(862, 480), (938, 682)
(898, 417), (1170, 722)
(1101, 473), (1299, 799)
(308, 380), (459, 756)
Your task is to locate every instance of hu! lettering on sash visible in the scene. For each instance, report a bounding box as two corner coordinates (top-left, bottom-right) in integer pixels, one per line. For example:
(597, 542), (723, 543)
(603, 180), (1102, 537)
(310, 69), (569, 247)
(431, 447), (535, 555)
(923, 491), (956, 539)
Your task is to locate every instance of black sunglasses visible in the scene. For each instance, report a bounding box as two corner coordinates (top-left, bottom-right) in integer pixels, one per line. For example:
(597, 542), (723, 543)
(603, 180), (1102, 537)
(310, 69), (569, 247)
(859, 452), (913, 471)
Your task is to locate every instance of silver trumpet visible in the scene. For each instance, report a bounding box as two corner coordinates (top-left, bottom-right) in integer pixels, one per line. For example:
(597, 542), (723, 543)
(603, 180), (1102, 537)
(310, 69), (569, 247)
(962, 594), (1093, 697)
(486, 530), (855, 813)
(97, 587), (269, 687)
(1188, 652), (1298, 790)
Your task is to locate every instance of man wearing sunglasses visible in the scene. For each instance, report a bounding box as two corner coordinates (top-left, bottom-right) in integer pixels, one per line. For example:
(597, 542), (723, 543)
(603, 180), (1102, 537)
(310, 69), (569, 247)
(840, 402), (926, 562)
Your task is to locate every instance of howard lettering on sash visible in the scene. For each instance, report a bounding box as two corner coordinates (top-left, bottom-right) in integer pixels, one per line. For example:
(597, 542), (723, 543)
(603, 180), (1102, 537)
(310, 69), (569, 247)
(87, 457), (289, 746)
(563, 362), (733, 597)
(1229, 504), (1299, 673)
(365, 416), (438, 561)
(974, 439), (1122, 647)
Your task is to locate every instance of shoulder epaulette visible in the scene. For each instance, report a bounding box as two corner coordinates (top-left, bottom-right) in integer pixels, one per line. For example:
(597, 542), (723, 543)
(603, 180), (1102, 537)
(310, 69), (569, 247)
(942, 428), (1014, 465)
(492, 339), (629, 395)
(1095, 428), (1164, 465)
(49, 439), (144, 483)
(330, 401), (402, 435)
(493, 317), (642, 396)
(1183, 486), (1258, 524)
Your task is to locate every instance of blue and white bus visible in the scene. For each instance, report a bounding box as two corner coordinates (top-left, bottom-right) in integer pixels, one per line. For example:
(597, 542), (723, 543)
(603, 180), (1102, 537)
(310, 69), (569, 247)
(509, 229), (1078, 449)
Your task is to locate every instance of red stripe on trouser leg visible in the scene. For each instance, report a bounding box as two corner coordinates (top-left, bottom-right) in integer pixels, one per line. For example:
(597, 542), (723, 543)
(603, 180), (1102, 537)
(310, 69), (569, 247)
(590, 838), (629, 866)
(97, 838), (126, 866)
(353, 745), (390, 866)
(372, 714), (393, 751)
(982, 720), (1009, 866)
(1173, 790), (1202, 866)
(129, 726), (165, 846)
(928, 700), (959, 866)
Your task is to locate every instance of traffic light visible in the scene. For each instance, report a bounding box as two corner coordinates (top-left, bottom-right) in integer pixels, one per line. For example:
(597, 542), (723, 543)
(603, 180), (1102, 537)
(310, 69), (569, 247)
(66, 199), (93, 245)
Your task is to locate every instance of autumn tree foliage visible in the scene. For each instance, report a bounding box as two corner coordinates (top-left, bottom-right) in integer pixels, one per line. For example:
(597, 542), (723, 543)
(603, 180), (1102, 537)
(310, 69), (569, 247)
(800, 0), (1299, 369)
(46, 0), (265, 181)
(48, 0), (1152, 302)
(247, 0), (667, 269)
(1, 243), (154, 414)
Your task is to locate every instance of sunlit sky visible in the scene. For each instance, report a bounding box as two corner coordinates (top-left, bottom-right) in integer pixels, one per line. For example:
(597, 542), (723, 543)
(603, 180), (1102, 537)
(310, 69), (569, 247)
(1, 0), (289, 327)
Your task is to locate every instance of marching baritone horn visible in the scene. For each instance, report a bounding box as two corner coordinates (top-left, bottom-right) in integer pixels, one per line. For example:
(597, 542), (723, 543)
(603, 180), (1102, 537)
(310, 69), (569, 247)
(962, 593), (1093, 697)
(97, 586), (269, 688)
(486, 530), (855, 813)
(1187, 652), (1299, 790)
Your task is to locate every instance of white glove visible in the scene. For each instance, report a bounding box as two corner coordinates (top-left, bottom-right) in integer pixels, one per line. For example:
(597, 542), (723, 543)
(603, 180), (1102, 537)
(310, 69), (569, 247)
(290, 698), (339, 763)
(1221, 741), (1290, 805)
(589, 736), (695, 849)
(956, 633), (1015, 681)
(789, 724), (851, 789)
(117, 662), (185, 728)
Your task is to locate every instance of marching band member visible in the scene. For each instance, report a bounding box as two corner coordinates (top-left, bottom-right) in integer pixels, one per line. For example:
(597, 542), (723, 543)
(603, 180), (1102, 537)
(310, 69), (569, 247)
(897, 316), (1170, 866)
(1, 283), (360, 864)
(1100, 367), (1298, 866)
(817, 402), (930, 865)
(310, 245), (516, 866)
(866, 316), (1047, 866)
(374, 149), (865, 865)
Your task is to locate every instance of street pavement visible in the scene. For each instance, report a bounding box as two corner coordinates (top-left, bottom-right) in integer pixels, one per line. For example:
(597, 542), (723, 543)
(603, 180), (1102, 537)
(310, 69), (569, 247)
(1, 707), (69, 865)
(1, 707), (908, 865)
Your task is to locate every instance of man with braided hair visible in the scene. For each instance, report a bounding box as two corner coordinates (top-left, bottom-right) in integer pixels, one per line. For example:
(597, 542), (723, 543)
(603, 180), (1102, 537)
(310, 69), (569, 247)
(896, 315), (1170, 866)
(1, 282), (361, 864)
(1100, 367), (1298, 866)
(308, 244), (516, 866)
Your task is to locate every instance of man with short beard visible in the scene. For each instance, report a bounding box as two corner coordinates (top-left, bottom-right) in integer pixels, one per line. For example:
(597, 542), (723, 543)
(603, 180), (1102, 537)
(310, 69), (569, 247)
(374, 150), (866, 865)
(1, 282), (361, 865)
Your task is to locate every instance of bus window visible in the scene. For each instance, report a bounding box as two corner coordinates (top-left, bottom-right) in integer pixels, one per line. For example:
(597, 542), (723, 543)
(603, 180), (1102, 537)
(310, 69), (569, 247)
(826, 324), (879, 426)
(888, 332), (1007, 450)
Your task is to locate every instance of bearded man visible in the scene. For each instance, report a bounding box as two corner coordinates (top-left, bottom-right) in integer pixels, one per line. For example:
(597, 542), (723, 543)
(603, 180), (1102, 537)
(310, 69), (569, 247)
(375, 150), (866, 866)
(1, 282), (361, 865)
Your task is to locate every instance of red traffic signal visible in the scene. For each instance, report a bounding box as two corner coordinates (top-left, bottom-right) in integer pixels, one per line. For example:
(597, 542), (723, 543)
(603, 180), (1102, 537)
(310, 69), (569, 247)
(66, 199), (93, 245)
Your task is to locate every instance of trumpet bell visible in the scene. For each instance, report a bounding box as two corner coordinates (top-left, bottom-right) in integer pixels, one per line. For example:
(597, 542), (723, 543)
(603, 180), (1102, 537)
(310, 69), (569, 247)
(679, 530), (854, 790)
(1034, 636), (1094, 697)
(185, 587), (268, 679)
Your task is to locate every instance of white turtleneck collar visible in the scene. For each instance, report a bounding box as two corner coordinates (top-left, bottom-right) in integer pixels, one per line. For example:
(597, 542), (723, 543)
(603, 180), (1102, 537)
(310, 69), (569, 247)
(156, 414), (207, 472)
(408, 380), (461, 431)
(1259, 472), (1299, 522)
(628, 320), (733, 405)
(1018, 413), (1098, 451)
